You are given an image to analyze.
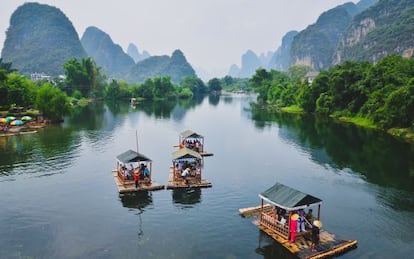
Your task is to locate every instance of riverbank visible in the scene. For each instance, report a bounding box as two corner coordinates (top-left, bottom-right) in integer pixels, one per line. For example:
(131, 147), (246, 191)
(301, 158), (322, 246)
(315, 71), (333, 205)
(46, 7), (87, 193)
(280, 105), (414, 144)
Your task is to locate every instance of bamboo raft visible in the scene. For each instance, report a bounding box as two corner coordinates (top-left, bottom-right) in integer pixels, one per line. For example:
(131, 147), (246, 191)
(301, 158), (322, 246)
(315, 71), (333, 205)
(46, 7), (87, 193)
(239, 206), (358, 259)
(112, 170), (164, 193)
(166, 170), (212, 189)
(200, 152), (214, 157)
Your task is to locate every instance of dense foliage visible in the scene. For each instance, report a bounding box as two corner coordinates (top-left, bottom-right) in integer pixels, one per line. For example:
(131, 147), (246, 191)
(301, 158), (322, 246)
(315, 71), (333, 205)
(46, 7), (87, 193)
(35, 83), (71, 122)
(103, 75), (209, 101)
(63, 57), (106, 98)
(250, 55), (414, 130)
(0, 68), (71, 121)
(219, 76), (251, 92)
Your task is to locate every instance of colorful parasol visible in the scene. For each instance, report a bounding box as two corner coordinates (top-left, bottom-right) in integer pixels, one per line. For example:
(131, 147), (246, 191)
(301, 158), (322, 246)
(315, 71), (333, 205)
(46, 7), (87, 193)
(21, 116), (32, 121)
(6, 116), (16, 122)
(10, 120), (24, 126)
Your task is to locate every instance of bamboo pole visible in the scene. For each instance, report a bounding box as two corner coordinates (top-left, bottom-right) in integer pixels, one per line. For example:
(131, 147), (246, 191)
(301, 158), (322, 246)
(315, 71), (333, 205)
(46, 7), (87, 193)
(318, 204), (321, 220)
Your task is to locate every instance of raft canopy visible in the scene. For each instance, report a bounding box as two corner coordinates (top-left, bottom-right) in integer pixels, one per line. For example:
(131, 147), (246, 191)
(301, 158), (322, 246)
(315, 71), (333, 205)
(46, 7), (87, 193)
(180, 130), (203, 139)
(116, 149), (152, 163)
(259, 182), (322, 211)
(172, 147), (202, 161)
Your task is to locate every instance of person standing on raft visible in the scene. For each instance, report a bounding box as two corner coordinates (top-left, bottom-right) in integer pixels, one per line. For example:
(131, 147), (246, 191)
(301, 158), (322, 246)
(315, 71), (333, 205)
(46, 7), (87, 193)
(134, 169), (140, 189)
(290, 213), (299, 243)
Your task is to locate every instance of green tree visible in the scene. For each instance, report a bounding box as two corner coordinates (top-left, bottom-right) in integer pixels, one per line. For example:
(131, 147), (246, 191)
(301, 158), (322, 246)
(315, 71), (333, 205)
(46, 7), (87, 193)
(63, 57), (103, 97)
(180, 76), (207, 96)
(250, 68), (273, 103)
(287, 65), (311, 82)
(152, 76), (175, 99)
(207, 78), (222, 93)
(0, 72), (37, 108)
(104, 79), (130, 101)
(35, 83), (71, 122)
(297, 72), (329, 112)
(141, 78), (155, 100)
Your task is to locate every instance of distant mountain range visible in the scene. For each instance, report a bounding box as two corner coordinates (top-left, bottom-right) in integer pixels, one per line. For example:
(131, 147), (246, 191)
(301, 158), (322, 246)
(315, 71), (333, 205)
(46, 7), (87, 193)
(127, 43), (150, 63)
(2, 0), (412, 82)
(125, 49), (196, 83)
(229, 0), (414, 78)
(81, 26), (135, 79)
(0, 2), (196, 83)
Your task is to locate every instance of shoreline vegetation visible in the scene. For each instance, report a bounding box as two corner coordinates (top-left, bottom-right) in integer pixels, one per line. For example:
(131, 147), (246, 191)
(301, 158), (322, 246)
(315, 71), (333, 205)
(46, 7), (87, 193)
(250, 55), (414, 145)
(1, 54), (413, 144)
(280, 105), (414, 143)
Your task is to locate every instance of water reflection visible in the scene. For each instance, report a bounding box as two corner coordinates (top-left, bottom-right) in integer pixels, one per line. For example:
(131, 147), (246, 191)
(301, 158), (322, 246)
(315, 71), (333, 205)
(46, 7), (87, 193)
(120, 192), (153, 211)
(208, 94), (220, 106)
(67, 101), (106, 130)
(255, 230), (297, 259)
(0, 125), (81, 178)
(251, 106), (414, 193)
(171, 188), (202, 207)
(120, 192), (153, 239)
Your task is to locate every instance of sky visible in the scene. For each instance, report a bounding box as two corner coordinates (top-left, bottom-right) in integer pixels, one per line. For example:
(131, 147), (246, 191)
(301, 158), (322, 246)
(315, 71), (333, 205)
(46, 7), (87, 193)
(0, 0), (356, 79)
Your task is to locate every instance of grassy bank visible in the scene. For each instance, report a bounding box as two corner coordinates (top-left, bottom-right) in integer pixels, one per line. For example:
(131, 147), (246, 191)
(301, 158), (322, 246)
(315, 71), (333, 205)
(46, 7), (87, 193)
(281, 106), (413, 144)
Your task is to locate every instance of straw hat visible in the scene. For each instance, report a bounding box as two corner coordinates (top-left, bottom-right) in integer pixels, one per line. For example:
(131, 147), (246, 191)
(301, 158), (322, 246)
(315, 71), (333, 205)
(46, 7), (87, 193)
(313, 220), (323, 228)
(291, 213), (299, 221)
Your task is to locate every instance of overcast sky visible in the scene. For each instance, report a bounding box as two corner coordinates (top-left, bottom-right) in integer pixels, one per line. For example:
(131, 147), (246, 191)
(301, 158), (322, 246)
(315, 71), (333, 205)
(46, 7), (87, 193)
(0, 0), (356, 78)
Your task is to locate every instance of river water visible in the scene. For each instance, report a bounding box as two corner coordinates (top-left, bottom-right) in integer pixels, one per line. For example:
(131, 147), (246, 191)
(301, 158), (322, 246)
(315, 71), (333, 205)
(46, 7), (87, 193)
(0, 93), (413, 259)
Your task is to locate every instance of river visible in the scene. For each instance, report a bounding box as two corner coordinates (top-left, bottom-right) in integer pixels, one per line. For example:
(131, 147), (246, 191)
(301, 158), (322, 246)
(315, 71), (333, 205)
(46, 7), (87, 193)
(0, 93), (413, 258)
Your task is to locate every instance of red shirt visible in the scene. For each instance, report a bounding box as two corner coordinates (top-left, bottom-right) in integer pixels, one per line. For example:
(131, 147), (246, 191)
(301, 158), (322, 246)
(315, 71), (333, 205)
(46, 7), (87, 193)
(134, 172), (140, 181)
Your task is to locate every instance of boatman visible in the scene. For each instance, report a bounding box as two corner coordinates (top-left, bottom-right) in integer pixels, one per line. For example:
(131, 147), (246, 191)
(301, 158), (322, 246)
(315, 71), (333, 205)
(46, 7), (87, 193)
(311, 220), (322, 251)
(134, 169), (140, 189)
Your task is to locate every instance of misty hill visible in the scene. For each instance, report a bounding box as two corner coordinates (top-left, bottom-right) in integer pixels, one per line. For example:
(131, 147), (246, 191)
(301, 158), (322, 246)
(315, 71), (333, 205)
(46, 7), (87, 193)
(290, 2), (361, 70)
(334, 0), (414, 64)
(81, 26), (135, 79)
(127, 43), (150, 63)
(228, 50), (274, 78)
(268, 30), (298, 71)
(228, 0), (379, 74)
(125, 49), (196, 83)
(288, 0), (378, 70)
(1, 2), (86, 76)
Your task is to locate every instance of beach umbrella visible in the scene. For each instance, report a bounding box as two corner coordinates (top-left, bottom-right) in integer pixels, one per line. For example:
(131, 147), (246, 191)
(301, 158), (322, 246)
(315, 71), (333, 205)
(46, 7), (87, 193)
(0, 118), (6, 124)
(6, 116), (16, 122)
(10, 120), (24, 126)
(21, 116), (32, 121)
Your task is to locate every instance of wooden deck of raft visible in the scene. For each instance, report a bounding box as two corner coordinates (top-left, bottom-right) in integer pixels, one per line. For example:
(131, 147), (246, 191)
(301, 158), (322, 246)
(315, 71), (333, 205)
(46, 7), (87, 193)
(166, 170), (212, 189)
(112, 170), (164, 193)
(239, 205), (358, 259)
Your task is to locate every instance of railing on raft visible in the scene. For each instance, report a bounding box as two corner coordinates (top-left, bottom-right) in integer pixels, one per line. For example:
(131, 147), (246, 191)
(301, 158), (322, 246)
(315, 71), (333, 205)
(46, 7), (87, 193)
(260, 213), (289, 240)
